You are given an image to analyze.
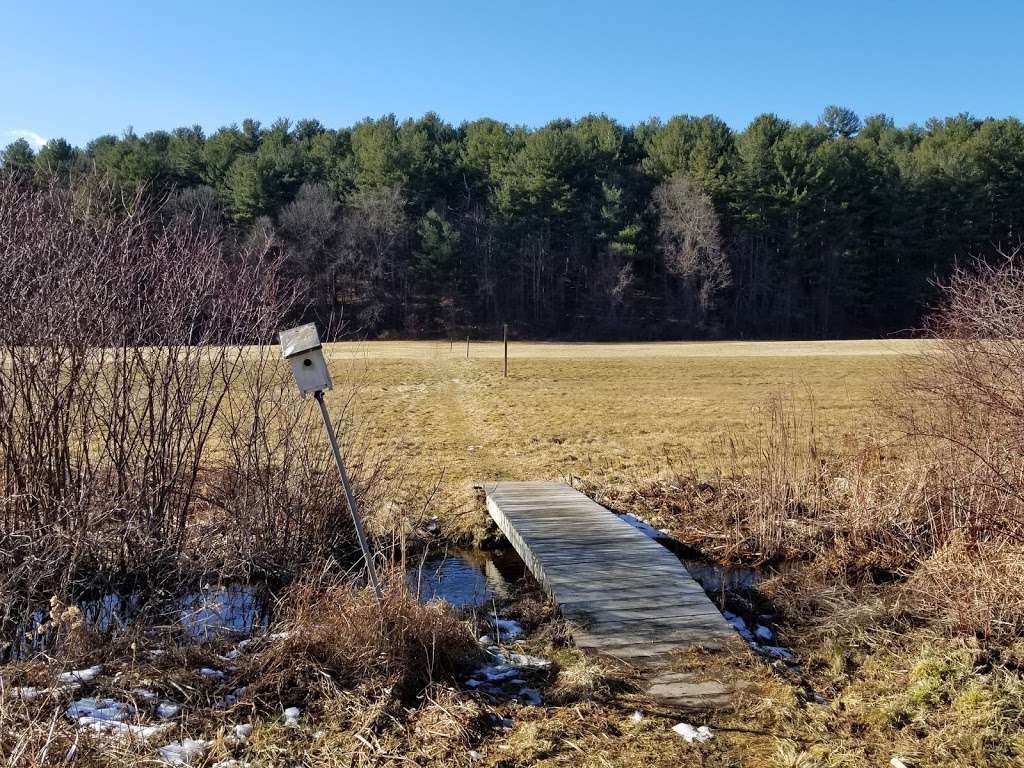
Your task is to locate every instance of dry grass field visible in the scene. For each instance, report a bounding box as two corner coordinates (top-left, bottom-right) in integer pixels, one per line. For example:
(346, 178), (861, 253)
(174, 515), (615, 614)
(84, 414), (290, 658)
(323, 339), (926, 531)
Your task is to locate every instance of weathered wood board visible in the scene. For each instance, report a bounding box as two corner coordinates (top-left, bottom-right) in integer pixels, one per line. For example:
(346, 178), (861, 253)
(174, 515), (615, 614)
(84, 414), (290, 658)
(482, 480), (744, 709)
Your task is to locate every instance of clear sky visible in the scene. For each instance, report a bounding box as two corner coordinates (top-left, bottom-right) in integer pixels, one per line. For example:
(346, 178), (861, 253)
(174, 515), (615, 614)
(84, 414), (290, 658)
(3, 0), (1021, 149)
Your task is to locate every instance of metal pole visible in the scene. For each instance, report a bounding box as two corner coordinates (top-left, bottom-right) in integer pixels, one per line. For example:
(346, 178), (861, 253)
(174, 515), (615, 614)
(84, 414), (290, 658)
(466, 335), (470, 359)
(503, 323), (508, 377)
(313, 390), (383, 603)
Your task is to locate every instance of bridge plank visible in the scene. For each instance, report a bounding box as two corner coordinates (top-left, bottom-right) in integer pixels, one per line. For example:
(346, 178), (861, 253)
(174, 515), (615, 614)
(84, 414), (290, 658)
(482, 480), (743, 710)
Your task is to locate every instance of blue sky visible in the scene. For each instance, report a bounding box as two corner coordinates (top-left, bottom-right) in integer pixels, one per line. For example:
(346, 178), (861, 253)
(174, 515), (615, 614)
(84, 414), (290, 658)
(3, 0), (1021, 149)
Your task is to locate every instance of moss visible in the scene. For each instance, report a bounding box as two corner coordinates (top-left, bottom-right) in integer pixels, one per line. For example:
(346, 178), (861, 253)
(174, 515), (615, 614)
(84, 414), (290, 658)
(904, 647), (974, 709)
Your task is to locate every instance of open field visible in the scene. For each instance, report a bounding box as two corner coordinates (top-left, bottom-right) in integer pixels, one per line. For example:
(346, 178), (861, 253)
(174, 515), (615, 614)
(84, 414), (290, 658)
(322, 339), (927, 530)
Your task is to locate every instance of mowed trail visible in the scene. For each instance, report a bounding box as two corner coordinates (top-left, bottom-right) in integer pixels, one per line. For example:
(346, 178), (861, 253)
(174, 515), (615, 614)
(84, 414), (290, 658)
(319, 340), (924, 522)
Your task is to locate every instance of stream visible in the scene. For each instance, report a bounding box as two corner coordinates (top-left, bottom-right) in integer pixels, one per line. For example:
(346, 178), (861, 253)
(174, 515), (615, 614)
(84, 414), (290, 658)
(3, 522), (783, 662)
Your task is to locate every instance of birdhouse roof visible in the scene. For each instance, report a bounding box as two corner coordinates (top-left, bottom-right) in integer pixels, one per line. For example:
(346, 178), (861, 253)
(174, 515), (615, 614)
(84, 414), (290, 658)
(279, 323), (322, 358)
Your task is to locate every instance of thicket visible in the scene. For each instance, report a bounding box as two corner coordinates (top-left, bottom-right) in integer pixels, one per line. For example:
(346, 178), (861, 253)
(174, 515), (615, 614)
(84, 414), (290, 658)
(0, 175), (396, 630)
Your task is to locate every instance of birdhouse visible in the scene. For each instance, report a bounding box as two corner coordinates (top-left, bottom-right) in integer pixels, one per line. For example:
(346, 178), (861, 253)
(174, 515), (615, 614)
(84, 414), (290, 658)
(279, 323), (333, 396)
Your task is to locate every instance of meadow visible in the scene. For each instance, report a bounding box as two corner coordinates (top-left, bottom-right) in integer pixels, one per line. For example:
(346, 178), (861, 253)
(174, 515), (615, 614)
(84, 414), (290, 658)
(326, 339), (923, 535)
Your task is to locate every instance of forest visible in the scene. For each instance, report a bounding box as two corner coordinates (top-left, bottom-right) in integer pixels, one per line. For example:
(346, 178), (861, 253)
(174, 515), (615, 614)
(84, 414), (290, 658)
(4, 106), (1023, 339)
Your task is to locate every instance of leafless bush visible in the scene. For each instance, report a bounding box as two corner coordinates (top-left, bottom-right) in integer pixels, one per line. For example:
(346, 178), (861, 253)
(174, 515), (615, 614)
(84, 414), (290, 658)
(0, 176), (283, 594)
(895, 244), (1024, 546)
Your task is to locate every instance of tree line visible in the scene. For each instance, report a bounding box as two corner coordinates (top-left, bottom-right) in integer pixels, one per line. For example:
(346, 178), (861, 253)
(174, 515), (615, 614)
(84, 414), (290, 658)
(4, 106), (1024, 339)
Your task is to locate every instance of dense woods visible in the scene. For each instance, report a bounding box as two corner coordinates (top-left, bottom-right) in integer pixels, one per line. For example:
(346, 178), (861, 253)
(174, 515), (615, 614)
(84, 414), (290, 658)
(4, 106), (1024, 339)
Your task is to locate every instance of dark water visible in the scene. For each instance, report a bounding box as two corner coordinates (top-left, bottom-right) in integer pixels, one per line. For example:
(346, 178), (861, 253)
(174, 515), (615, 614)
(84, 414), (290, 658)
(174, 584), (270, 640)
(407, 547), (529, 609)
(2, 584), (271, 661)
(617, 511), (780, 595)
(3, 518), (768, 661)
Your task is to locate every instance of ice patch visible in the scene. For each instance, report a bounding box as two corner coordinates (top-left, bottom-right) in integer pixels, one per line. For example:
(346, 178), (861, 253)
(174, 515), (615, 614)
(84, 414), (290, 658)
(12, 686), (43, 700)
(197, 667), (225, 679)
(158, 738), (212, 765)
(492, 618), (523, 640)
(66, 697), (130, 722)
(283, 706), (301, 727)
(156, 701), (181, 719)
(77, 717), (172, 740)
(56, 665), (102, 685)
(618, 513), (666, 539)
(176, 585), (264, 641)
(672, 722), (713, 743)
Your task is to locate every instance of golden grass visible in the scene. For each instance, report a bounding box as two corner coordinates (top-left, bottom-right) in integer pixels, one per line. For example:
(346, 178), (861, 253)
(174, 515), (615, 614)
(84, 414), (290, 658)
(318, 339), (925, 534)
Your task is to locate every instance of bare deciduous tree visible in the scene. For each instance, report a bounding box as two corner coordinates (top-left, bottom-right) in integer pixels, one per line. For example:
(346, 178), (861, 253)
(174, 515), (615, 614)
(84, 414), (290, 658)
(336, 185), (408, 328)
(652, 174), (732, 320)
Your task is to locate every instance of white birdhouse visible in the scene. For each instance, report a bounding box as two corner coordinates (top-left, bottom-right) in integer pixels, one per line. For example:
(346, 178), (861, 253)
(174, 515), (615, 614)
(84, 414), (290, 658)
(279, 323), (333, 396)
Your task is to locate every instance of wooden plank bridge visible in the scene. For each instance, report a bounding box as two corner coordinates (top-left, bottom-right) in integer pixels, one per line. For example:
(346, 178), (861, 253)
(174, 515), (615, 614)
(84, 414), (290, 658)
(482, 480), (742, 709)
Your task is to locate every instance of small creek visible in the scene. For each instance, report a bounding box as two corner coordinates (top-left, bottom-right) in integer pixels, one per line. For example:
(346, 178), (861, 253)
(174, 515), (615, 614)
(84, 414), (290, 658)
(2, 549), (529, 661)
(3, 520), (785, 662)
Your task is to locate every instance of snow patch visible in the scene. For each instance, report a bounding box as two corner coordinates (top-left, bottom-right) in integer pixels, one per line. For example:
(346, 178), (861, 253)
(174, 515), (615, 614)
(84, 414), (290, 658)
(466, 648), (550, 704)
(156, 701), (181, 719)
(77, 717), (172, 740)
(158, 738), (212, 765)
(618, 513), (667, 539)
(66, 697), (130, 722)
(492, 618), (523, 640)
(56, 665), (102, 685)
(672, 722), (713, 743)
(218, 686), (247, 708)
(723, 612), (755, 642)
